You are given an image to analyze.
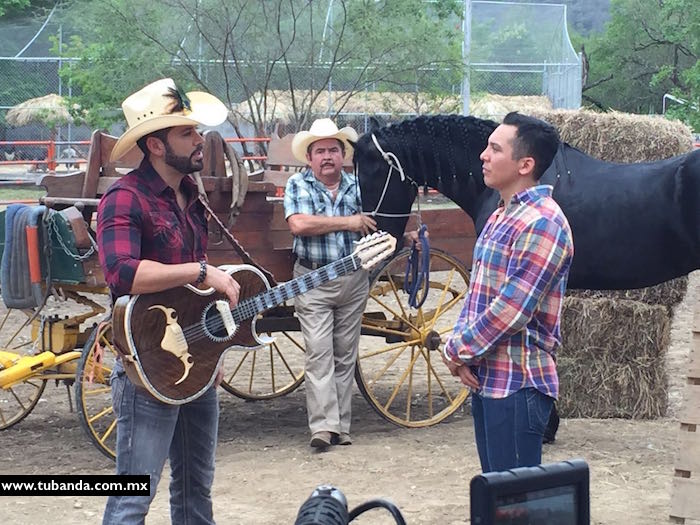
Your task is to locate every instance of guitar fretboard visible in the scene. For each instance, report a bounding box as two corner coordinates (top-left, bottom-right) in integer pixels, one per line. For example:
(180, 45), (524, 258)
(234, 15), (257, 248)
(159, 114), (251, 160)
(231, 254), (361, 323)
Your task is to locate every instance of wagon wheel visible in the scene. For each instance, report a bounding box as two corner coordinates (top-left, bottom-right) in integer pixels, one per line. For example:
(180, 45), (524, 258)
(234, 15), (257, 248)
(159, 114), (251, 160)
(75, 321), (117, 460)
(0, 306), (48, 429)
(356, 248), (470, 427)
(0, 377), (47, 430)
(220, 306), (306, 400)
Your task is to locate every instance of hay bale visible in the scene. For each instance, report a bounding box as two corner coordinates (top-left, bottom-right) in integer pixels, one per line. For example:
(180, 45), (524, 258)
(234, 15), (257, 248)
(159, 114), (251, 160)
(470, 94), (552, 120)
(530, 108), (694, 161)
(233, 89), (462, 124)
(558, 297), (670, 419)
(566, 276), (689, 314)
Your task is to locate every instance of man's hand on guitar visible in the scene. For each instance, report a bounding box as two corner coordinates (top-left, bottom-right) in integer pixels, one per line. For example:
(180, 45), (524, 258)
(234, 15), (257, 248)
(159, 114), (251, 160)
(203, 266), (241, 306)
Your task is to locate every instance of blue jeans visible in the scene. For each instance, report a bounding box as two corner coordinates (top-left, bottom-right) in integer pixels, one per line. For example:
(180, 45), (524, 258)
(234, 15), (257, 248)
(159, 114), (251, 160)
(103, 363), (219, 525)
(471, 388), (554, 473)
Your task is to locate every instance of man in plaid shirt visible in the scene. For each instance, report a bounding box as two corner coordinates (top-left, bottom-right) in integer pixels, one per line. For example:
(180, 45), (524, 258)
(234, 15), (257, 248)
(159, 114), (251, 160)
(285, 118), (377, 449)
(97, 79), (240, 524)
(442, 112), (573, 473)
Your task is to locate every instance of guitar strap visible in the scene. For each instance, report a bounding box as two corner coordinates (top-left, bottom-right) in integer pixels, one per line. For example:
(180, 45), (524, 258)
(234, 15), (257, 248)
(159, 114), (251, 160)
(197, 193), (278, 287)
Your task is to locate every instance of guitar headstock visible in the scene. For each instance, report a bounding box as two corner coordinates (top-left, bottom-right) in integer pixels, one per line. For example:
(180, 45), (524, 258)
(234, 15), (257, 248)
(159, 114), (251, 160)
(352, 231), (397, 270)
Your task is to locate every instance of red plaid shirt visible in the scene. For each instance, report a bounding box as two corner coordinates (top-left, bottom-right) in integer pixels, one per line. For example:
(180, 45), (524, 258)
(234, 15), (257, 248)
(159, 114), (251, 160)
(97, 159), (208, 297)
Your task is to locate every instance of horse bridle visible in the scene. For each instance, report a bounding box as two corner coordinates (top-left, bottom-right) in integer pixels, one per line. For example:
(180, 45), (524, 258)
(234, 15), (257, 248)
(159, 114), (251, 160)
(359, 133), (430, 309)
(359, 133), (422, 221)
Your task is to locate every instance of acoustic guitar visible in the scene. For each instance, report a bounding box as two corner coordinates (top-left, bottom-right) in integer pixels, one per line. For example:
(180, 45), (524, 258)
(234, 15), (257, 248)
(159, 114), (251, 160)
(112, 231), (396, 404)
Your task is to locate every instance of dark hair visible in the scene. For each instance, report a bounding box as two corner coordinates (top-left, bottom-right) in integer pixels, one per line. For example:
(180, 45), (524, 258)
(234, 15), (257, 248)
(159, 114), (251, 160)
(502, 112), (560, 180)
(136, 127), (172, 156)
(306, 138), (345, 157)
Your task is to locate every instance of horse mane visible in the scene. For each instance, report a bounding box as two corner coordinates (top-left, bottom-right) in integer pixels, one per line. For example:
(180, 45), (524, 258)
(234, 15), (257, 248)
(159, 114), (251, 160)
(356, 114), (498, 191)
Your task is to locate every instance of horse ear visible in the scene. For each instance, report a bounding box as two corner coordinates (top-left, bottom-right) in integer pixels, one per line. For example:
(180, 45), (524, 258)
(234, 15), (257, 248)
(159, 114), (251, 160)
(369, 115), (385, 131)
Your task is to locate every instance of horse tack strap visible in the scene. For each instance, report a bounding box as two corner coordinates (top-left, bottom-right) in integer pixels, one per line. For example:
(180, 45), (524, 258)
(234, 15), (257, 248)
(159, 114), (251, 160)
(197, 195), (277, 286)
(404, 223), (431, 309)
(365, 133), (422, 221)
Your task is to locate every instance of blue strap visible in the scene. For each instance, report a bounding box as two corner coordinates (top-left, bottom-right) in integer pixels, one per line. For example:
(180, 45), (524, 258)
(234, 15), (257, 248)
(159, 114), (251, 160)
(403, 224), (430, 309)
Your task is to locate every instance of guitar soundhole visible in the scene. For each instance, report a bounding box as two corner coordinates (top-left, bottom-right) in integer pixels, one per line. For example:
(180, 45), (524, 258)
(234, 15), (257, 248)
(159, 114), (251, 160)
(201, 302), (237, 343)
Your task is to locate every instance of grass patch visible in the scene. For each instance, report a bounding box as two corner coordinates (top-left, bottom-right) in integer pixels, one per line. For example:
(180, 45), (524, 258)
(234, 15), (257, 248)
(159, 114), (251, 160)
(0, 187), (45, 201)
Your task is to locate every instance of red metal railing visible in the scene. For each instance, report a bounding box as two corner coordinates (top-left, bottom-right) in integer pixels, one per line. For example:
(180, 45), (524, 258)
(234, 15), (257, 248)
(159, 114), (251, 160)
(0, 137), (271, 169)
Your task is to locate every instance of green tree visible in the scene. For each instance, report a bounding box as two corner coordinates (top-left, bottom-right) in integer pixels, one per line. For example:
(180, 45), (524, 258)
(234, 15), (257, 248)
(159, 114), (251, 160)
(582, 0), (699, 129)
(54, 0), (463, 152)
(0, 0), (54, 17)
(0, 0), (30, 17)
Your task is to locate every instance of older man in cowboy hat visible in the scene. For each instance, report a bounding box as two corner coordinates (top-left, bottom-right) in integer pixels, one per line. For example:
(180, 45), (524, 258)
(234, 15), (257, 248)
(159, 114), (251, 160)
(97, 78), (240, 524)
(284, 118), (377, 449)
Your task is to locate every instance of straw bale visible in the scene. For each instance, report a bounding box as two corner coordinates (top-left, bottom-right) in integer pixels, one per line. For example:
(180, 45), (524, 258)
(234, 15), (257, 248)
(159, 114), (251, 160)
(232, 89), (461, 124)
(530, 108), (694, 161)
(566, 276), (688, 314)
(558, 297), (670, 419)
(470, 94), (552, 120)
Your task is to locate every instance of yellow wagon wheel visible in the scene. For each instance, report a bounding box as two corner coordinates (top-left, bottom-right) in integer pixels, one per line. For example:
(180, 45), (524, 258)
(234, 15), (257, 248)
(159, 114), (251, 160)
(356, 248), (470, 427)
(0, 377), (47, 430)
(0, 306), (48, 430)
(220, 306), (306, 400)
(75, 322), (117, 460)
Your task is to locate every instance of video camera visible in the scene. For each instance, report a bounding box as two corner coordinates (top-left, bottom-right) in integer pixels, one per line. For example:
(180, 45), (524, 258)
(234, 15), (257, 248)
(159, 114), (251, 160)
(470, 459), (590, 525)
(296, 460), (590, 524)
(294, 485), (406, 525)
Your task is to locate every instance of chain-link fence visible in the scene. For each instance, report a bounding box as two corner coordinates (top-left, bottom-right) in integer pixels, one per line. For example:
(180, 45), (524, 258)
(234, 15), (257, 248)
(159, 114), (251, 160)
(467, 1), (582, 119)
(0, 1), (581, 146)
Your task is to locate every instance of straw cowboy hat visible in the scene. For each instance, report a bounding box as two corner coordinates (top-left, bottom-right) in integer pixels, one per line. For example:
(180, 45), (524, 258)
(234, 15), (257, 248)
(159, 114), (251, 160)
(110, 78), (228, 162)
(291, 118), (359, 164)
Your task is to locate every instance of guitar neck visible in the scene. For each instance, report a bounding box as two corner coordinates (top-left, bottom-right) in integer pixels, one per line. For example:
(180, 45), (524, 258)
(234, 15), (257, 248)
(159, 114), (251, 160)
(232, 254), (361, 323)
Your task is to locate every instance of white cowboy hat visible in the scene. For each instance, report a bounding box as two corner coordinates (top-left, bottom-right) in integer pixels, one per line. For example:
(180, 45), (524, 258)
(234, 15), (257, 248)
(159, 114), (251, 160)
(110, 78), (228, 162)
(291, 118), (359, 164)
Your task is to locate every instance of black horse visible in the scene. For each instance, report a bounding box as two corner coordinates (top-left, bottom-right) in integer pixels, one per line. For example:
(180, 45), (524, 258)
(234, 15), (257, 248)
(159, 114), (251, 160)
(353, 115), (700, 290)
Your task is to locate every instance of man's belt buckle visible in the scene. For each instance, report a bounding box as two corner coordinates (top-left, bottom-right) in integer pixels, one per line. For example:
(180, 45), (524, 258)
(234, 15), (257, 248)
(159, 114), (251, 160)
(298, 258), (324, 270)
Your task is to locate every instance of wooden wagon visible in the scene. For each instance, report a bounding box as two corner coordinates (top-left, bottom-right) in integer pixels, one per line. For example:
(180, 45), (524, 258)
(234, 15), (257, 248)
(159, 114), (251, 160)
(0, 128), (477, 459)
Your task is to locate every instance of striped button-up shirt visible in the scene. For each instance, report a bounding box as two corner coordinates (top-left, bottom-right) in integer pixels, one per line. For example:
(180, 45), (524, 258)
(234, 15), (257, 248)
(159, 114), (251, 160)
(284, 169), (362, 264)
(97, 159), (208, 298)
(443, 185), (573, 399)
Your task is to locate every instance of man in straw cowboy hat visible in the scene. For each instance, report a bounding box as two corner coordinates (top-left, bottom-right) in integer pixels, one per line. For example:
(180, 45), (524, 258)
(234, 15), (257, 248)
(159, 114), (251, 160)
(97, 78), (240, 524)
(284, 118), (377, 449)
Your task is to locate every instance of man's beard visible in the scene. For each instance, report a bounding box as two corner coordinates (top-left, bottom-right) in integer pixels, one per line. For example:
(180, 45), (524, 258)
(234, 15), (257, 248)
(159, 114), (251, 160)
(164, 143), (203, 174)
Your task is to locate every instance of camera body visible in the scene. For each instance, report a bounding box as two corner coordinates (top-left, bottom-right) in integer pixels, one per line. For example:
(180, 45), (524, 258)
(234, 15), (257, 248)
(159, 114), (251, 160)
(470, 459), (590, 525)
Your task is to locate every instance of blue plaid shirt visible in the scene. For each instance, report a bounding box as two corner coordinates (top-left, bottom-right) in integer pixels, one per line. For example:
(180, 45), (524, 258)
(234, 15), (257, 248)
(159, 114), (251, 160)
(284, 169), (362, 264)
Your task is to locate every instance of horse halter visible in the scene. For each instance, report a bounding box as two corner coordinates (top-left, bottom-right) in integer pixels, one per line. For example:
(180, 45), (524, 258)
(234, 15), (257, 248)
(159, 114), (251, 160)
(362, 133), (421, 221)
(362, 134), (430, 309)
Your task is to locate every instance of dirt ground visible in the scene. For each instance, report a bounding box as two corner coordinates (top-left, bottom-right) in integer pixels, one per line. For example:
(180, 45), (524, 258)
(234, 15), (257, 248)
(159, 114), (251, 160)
(1, 272), (699, 525)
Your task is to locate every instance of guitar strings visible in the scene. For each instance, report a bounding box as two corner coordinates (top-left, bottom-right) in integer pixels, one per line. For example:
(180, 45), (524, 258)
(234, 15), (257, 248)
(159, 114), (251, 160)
(183, 257), (357, 340)
(179, 256), (360, 342)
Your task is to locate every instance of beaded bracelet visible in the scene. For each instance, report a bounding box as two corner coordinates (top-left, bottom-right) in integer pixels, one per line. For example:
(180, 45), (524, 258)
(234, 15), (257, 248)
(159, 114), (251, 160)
(194, 260), (207, 285)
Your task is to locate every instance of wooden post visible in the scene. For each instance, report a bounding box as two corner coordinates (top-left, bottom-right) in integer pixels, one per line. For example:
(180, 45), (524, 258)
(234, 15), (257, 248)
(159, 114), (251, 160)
(669, 297), (700, 523)
(47, 137), (56, 172)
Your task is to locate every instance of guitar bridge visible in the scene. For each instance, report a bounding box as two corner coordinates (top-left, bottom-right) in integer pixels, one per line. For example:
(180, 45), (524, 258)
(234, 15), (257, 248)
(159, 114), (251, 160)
(215, 300), (237, 337)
